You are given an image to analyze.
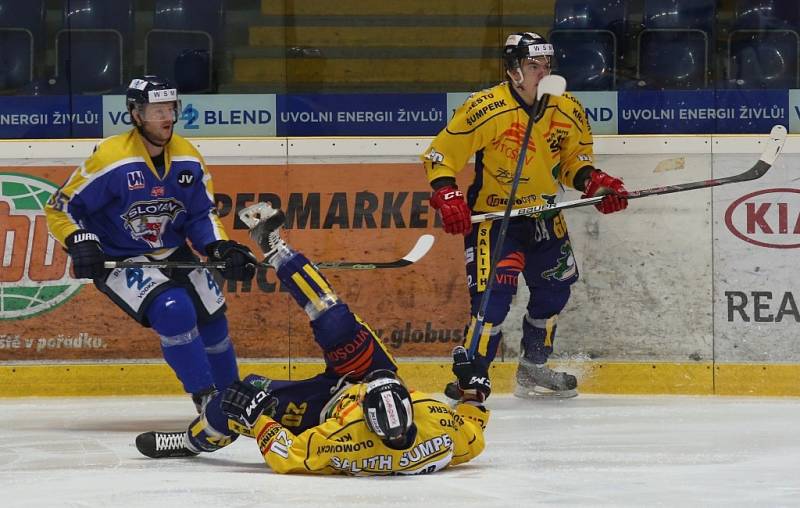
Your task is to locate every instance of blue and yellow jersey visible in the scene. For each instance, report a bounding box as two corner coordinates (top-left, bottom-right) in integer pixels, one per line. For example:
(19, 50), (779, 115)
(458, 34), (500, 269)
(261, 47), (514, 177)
(249, 386), (489, 476)
(422, 81), (594, 213)
(45, 129), (227, 257)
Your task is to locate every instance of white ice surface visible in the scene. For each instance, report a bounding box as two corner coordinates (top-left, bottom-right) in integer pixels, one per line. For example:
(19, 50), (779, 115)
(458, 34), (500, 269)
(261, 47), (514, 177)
(1, 395), (799, 508)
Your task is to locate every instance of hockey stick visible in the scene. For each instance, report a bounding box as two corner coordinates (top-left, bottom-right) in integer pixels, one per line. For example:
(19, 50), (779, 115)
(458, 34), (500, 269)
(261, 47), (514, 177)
(103, 234), (435, 271)
(467, 75), (567, 360)
(471, 124), (788, 223)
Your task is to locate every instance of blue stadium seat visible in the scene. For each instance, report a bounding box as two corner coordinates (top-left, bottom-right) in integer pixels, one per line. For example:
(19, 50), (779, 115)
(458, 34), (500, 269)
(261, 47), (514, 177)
(145, 0), (224, 93)
(549, 0), (626, 90)
(0, 0), (45, 42)
(734, 0), (800, 30)
(727, 1), (800, 88)
(637, 0), (716, 89)
(55, 0), (134, 93)
(0, 29), (33, 91)
(62, 0), (134, 38)
(0, 0), (45, 92)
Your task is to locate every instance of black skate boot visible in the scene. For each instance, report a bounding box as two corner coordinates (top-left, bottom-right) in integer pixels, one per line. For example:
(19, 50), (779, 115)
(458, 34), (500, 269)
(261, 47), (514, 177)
(136, 431), (198, 458)
(515, 358), (578, 399)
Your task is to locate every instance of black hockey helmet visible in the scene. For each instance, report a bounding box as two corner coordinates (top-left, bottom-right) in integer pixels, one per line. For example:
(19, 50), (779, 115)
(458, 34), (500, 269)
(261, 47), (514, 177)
(503, 32), (554, 72)
(125, 75), (180, 120)
(361, 370), (415, 449)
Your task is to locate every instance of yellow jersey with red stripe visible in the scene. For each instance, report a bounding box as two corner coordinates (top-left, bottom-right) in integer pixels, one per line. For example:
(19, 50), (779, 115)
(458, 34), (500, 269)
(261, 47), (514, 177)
(422, 81), (594, 213)
(250, 386), (489, 475)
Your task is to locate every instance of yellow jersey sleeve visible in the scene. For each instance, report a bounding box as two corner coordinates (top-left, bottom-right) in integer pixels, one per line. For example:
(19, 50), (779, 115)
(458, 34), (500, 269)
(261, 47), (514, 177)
(550, 93), (595, 189)
(449, 402), (489, 466)
(422, 86), (517, 183)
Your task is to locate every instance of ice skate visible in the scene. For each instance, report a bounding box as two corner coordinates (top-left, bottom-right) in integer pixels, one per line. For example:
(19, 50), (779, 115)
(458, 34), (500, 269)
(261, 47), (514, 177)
(136, 431), (198, 458)
(238, 202), (287, 262)
(514, 358), (577, 399)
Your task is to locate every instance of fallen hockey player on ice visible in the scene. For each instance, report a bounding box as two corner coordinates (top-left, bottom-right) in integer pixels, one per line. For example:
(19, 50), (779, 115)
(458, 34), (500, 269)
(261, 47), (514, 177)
(136, 203), (491, 475)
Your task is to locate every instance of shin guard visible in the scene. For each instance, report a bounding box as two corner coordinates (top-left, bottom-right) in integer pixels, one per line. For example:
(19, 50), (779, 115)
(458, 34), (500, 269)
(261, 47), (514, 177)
(520, 313), (558, 364)
(276, 251), (340, 320)
(198, 315), (239, 390)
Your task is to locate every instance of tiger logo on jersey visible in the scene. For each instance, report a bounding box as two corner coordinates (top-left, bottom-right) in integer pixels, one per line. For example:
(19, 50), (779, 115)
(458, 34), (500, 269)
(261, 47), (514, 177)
(120, 198), (186, 248)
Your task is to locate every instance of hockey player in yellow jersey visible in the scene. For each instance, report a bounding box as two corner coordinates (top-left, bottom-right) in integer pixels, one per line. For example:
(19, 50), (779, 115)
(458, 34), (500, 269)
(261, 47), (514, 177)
(136, 204), (490, 475)
(422, 33), (629, 398)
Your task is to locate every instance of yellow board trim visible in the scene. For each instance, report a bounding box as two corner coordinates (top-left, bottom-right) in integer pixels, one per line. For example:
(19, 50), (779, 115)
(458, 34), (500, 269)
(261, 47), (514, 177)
(1, 362), (799, 397)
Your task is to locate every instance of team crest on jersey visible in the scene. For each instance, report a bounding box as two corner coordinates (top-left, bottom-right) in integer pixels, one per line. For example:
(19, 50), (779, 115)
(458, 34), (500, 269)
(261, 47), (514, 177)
(541, 242), (577, 282)
(126, 170), (145, 190)
(424, 149), (444, 165)
(499, 122), (537, 152)
(120, 198), (186, 248)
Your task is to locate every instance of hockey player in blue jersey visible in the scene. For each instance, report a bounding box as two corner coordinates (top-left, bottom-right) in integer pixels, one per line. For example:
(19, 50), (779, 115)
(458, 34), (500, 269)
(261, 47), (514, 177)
(45, 76), (258, 411)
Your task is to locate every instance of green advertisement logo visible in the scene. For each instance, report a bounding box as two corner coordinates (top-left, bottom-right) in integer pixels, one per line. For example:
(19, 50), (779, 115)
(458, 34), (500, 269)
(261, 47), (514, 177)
(0, 173), (83, 320)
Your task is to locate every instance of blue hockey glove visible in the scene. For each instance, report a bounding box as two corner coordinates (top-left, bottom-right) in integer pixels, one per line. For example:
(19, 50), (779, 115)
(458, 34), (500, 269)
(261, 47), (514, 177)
(207, 240), (257, 281)
(452, 346), (491, 403)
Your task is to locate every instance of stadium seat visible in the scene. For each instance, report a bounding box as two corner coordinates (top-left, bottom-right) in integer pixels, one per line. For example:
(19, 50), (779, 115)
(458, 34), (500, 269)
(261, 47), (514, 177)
(0, 30), (33, 92)
(55, 0), (134, 93)
(549, 0), (626, 90)
(726, 0), (800, 88)
(56, 30), (123, 93)
(636, 0), (716, 89)
(734, 0), (799, 30)
(0, 0), (45, 92)
(145, 0), (224, 93)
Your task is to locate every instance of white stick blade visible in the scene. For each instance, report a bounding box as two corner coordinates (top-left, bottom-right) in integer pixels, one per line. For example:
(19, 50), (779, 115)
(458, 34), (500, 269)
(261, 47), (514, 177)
(537, 74), (567, 100)
(403, 234), (435, 262)
(760, 124), (787, 166)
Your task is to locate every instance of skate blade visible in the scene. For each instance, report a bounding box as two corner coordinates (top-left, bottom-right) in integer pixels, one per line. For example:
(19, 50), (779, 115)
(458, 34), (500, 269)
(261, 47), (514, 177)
(513, 384), (578, 400)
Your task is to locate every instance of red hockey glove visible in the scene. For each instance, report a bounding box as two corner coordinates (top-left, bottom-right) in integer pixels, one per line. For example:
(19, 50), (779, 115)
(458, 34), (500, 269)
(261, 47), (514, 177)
(581, 170), (629, 214)
(430, 186), (472, 235)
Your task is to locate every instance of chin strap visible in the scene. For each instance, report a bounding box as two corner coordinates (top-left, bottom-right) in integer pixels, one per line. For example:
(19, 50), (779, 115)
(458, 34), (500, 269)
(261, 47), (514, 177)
(510, 67), (524, 87)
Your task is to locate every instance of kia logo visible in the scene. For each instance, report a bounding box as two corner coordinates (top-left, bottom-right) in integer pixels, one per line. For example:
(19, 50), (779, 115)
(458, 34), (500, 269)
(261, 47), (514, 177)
(724, 188), (800, 249)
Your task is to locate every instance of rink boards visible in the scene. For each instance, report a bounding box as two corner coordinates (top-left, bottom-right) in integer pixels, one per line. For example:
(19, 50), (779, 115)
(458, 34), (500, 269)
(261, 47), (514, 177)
(0, 134), (798, 396)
